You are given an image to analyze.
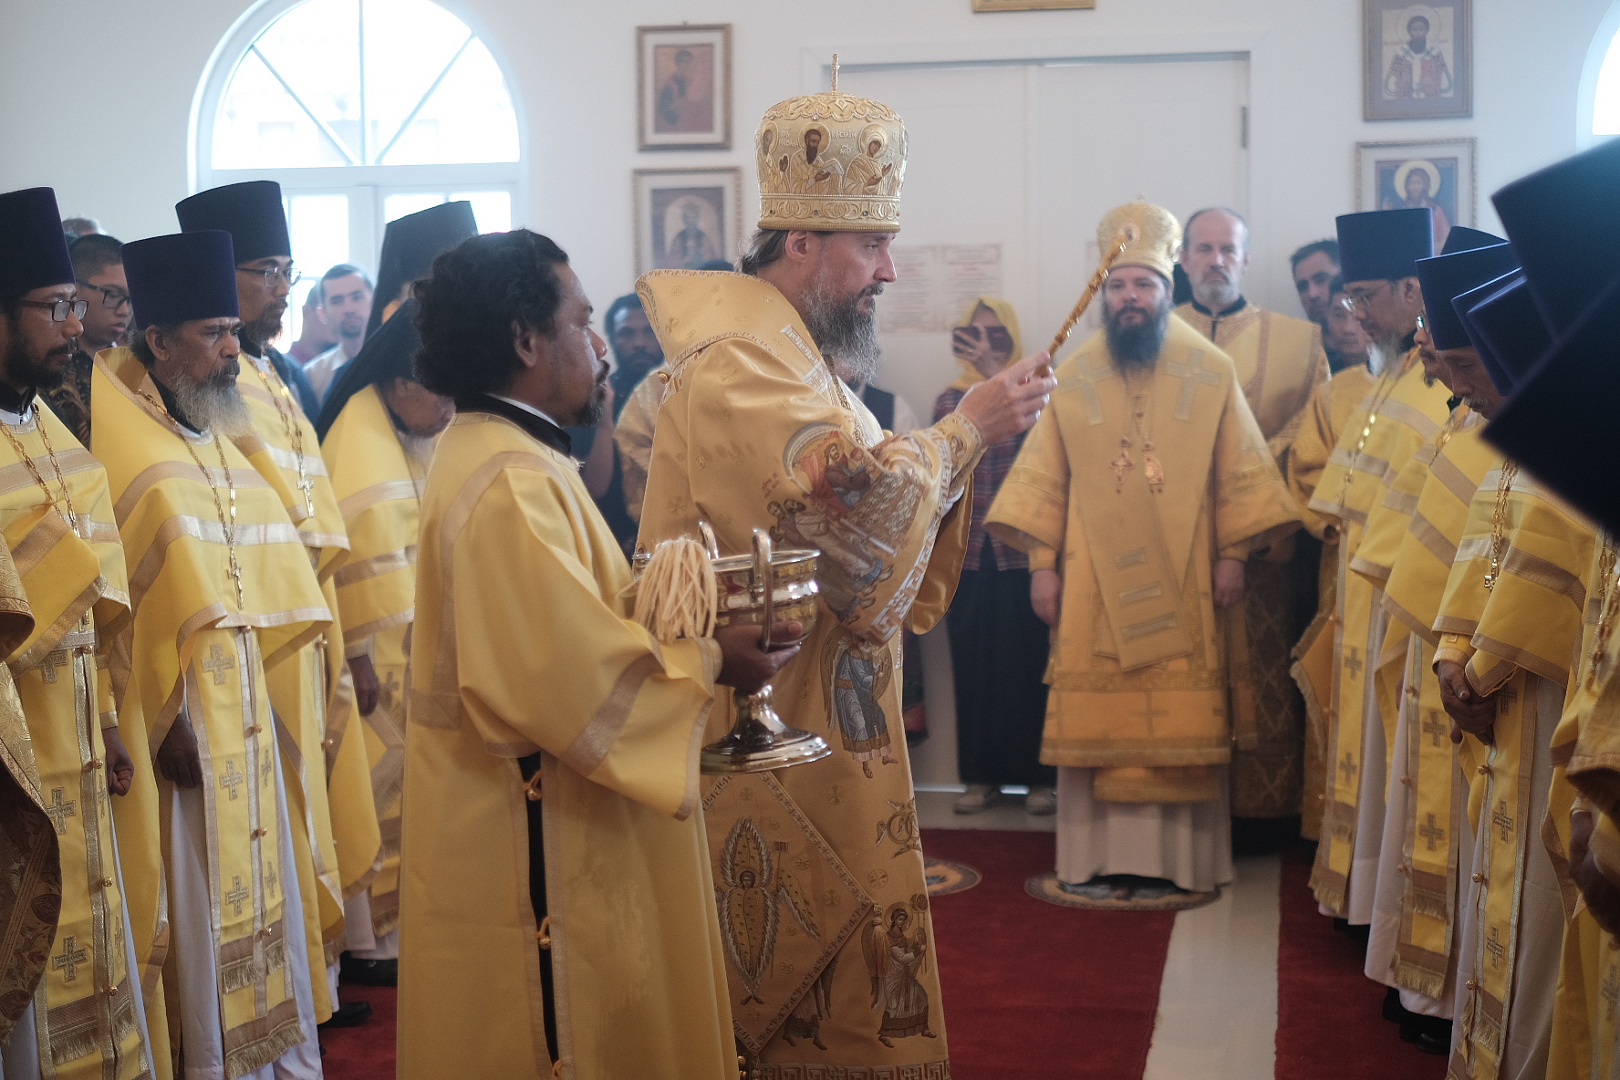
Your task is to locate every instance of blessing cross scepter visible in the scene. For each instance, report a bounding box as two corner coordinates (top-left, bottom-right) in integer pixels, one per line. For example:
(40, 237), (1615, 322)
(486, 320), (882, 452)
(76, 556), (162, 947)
(1042, 225), (1138, 376)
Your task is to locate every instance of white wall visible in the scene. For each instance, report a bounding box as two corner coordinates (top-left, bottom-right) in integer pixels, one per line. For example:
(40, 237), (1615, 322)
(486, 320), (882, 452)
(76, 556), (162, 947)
(2, 0), (1610, 313)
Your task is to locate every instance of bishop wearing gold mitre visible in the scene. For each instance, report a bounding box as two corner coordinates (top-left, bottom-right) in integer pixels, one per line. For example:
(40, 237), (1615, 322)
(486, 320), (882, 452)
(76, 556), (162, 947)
(1346, 235), (1517, 1052)
(986, 201), (1299, 903)
(1304, 208), (1452, 923)
(315, 300), (454, 983)
(92, 230), (328, 1078)
(1174, 206), (1329, 833)
(398, 230), (797, 1079)
(176, 182), (379, 1028)
(636, 70), (1052, 1074)
(0, 187), (161, 1080)
(1452, 139), (1620, 1080)
(0, 537), (63, 1055)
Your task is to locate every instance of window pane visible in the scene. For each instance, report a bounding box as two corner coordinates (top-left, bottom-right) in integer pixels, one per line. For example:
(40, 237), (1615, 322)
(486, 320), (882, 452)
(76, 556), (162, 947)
(246, 0), (362, 162)
(378, 39), (520, 165)
(1597, 29), (1620, 134)
(450, 191), (511, 233)
(214, 49), (352, 169)
(286, 194), (352, 345)
(362, 0), (476, 163)
(384, 192), (446, 223)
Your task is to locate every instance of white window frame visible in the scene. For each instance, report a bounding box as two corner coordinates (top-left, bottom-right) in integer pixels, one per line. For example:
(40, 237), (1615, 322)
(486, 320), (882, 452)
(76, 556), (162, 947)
(1578, 0), (1620, 149)
(188, 0), (527, 265)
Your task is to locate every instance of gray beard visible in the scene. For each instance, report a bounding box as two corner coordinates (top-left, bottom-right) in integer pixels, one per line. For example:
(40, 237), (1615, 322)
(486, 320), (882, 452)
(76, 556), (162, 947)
(172, 376), (253, 437)
(802, 273), (881, 387)
(397, 431), (437, 471)
(1191, 276), (1240, 312)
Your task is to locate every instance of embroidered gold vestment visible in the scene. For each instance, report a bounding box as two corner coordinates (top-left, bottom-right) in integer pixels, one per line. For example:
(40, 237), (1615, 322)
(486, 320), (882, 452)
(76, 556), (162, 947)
(1287, 363), (1378, 838)
(637, 270), (977, 1076)
(1306, 351), (1450, 914)
(986, 315), (1299, 803)
(613, 364), (667, 526)
(1178, 301), (1328, 818)
(1434, 466), (1596, 1080)
(1, 399), (155, 1078)
(0, 541), (60, 1047)
(93, 351), (329, 1077)
(401, 410), (732, 1080)
(321, 384), (420, 938)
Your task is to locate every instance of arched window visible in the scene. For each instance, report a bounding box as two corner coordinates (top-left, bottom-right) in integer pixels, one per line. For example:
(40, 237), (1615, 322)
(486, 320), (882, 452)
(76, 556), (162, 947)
(1579, 1), (1620, 146)
(195, 0), (522, 327)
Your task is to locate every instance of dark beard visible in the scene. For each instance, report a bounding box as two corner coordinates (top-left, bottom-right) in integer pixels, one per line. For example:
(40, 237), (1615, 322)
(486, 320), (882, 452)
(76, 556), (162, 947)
(802, 273), (882, 386)
(3, 332), (70, 392)
(238, 307), (285, 358)
(1104, 296), (1171, 372)
(569, 377), (609, 428)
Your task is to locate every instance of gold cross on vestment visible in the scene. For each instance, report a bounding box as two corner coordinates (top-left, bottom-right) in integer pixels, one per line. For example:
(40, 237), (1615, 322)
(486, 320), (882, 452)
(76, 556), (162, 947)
(52, 935), (88, 982)
(218, 761), (245, 801)
(38, 649), (69, 684)
(1492, 799), (1515, 841)
(1339, 752), (1359, 786)
(201, 643), (234, 685)
(1342, 647), (1363, 679)
(226, 875), (250, 916)
(1419, 814), (1446, 852)
(43, 786), (77, 834)
(1160, 354), (1226, 420)
(1484, 925), (1506, 968)
(1602, 968), (1620, 1020)
(296, 469), (315, 520)
(380, 670), (401, 713)
(265, 861), (278, 896)
(1422, 710), (1449, 749)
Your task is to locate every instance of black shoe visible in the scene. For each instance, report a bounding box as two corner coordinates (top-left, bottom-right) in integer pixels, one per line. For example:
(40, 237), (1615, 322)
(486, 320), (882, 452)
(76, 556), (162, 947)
(340, 954), (398, 987)
(1412, 1016), (1452, 1055)
(317, 1000), (373, 1030)
(1384, 987), (1410, 1025)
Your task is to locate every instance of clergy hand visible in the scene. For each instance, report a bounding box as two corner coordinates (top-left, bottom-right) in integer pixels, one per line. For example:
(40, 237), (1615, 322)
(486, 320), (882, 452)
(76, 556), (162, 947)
(1569, 810), (1620, 936)
(1436, 659), (1495, 744)
(954, 353), (1056, 445)
(103, 726), (135, 797)
(1213, 558), (1245, 609)
(1031, 569), (1062, 628)
(715, 622), (803, 696)
(157, 715), (204, 788)
(350, 653), (380, 717)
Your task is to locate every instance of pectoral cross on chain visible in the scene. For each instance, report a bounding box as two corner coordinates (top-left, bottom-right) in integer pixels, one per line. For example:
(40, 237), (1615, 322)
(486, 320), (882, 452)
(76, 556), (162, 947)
(1418, 813), (1445, 852)
(1111, 439), (1135, 493)
(296, 469), (315, 520)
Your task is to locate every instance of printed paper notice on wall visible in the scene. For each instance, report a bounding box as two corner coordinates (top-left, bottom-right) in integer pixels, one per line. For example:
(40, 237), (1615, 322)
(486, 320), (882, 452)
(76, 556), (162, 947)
(880, 244), (1003, 335)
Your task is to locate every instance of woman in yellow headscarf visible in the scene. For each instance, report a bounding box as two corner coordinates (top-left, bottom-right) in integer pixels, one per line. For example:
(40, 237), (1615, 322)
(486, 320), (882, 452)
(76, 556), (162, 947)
(932, 297), (1057, 816)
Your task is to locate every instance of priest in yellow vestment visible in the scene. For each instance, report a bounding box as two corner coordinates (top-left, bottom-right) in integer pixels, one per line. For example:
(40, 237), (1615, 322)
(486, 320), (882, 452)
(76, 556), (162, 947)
(987, 201), (1299, 902)
(1306, 208), (1452, 920)
(177, 182), (379, 1026)
(317, 301), (451, 981)
(98, 231), (328, 1079)
(399, 229), (797, 1079)
(0, 186), (160, 1079)
(637, 77), (1053, 1074)
(1176, 205), (1329, 827)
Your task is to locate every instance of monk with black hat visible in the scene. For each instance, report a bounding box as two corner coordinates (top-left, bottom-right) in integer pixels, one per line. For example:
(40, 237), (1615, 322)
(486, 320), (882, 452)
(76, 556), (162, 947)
(0, 184), (166, 1080)
(177, 181), (379, 1031)
(94, 228), (329, 1078)
(363, 200), (477, 341)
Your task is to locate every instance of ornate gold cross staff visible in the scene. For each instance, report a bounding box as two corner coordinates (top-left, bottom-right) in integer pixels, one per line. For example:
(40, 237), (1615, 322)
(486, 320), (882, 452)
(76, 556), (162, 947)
(1043, 225), (1138, 375)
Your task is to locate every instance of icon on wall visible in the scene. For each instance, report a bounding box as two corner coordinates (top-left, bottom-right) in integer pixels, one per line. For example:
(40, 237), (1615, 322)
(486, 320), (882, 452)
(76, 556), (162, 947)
(1364, 0), (1472, 120)
(1357, 138), (1477, 251)
(634, 168), (742, 275)
(638, 24), (732, 151)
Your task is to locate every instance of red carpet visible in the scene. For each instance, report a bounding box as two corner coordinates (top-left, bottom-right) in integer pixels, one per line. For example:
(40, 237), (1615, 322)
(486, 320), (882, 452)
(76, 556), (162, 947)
(923, 828), (1176, 1079)
(1274, 843), (1445, 1080)
(319, 828), (1177, 1078)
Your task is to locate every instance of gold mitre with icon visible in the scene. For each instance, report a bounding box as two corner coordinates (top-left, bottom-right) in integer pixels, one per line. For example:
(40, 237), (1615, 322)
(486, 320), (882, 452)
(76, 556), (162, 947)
(756, 57), (907, 232)
(1098, 201), (1182, 281)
